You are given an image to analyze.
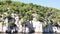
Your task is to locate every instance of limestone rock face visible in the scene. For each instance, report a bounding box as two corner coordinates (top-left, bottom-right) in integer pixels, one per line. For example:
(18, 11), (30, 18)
(0, 13), (60, 33)
(18, 25), (22, 32)
(0, 23), (2, 32)
(25, 27), (29, 32)
(2, 13), (43, 33)
(32, 18), (43, 32)
(53, 26), (60, 33)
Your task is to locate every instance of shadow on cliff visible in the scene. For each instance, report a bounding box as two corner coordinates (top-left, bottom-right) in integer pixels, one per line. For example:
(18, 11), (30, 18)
(43, 20), (54, 34)
(6, 16), (19, 33)
(25, 21), (35, 33)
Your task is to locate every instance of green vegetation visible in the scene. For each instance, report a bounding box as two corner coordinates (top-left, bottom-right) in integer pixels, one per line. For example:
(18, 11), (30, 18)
(0, 0), (60, 27)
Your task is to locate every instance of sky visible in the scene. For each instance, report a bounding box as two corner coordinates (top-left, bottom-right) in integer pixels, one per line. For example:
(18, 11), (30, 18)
(14, 0), (60, 10)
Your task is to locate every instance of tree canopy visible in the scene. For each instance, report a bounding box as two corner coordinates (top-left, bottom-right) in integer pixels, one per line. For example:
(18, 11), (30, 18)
(0, 0), (60, 27)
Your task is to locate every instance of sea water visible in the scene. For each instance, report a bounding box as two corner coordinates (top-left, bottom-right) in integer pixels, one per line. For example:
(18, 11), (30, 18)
(0, 33), (60, 34)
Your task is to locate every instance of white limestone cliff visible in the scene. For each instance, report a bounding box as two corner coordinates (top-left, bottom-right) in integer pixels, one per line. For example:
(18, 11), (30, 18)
(0, 13), (60, 33)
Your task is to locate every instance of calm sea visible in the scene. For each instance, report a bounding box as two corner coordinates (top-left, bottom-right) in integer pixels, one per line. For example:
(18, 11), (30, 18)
(0, 33), (60, 34)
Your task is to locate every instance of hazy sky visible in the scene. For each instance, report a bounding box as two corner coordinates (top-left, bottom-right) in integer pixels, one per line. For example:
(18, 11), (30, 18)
(14, 0), (60, 10)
